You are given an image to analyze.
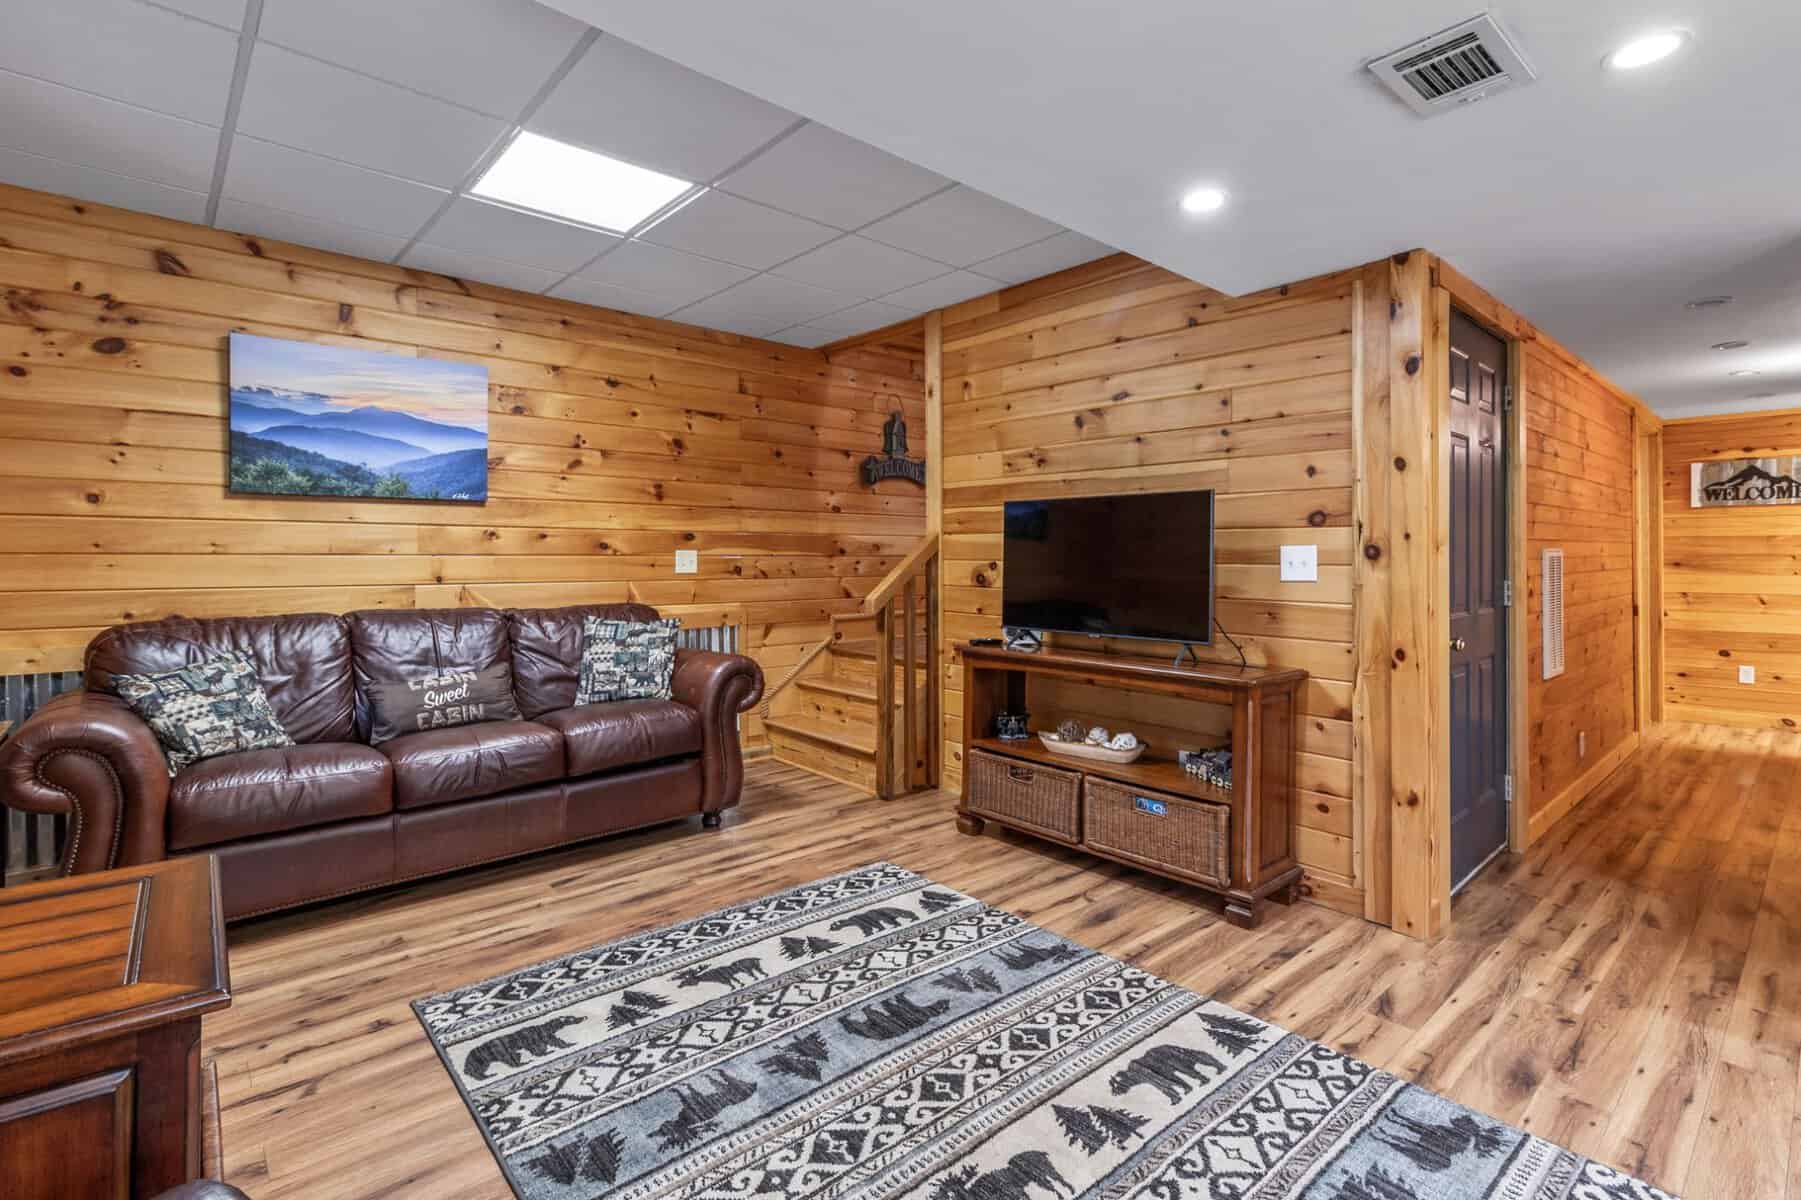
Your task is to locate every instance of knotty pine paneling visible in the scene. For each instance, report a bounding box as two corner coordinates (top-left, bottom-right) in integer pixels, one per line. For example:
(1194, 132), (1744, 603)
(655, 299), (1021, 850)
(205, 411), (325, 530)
(1661, 408), (1801, 731)
(1523, 341), (1639, 812)
(0, 182), (926, 749)
(935, 256), (1362, 909)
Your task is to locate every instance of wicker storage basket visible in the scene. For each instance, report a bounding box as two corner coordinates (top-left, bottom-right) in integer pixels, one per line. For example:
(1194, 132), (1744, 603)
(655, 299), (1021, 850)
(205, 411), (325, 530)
(1082, 777), (1230, 887)
(966, 749), (1081, 843)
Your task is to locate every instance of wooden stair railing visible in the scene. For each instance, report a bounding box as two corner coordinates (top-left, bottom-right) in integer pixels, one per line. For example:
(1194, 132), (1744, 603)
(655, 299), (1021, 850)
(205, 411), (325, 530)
(861, 533), (940, 800)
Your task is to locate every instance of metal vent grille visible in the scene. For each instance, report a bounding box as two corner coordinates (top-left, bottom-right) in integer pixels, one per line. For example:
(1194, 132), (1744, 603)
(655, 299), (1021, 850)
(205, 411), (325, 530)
(1542, 549), (1566, 680)
(1368, 14), (1536, 117)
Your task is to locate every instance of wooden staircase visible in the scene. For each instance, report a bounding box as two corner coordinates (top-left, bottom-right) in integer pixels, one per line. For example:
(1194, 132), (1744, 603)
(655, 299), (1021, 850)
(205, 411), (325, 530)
(762, 534), (940, 799)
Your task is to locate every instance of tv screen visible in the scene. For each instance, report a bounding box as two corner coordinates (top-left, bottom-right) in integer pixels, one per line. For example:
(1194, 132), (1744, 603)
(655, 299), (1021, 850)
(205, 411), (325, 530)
(1002, 491), (1215, 645)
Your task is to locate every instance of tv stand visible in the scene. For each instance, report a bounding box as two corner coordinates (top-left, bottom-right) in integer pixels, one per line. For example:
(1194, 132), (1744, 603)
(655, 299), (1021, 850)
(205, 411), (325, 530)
(955, 641), (1306, 928)
(1173, 642), (1204, 668)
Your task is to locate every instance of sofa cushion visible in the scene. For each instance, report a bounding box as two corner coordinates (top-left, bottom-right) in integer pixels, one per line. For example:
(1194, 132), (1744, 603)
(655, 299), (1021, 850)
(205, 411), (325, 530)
(576, 617), (681, 705)
(504, 604), (662, 719)
(380, 719), (564, 811)
(169, 742), (392, 851)
(348, 608), (512, 741)
(538, 700), (703, 777)
(86, 614), (356, 744)
(114, 652), (296, 774)
(366, 663), (522, 744)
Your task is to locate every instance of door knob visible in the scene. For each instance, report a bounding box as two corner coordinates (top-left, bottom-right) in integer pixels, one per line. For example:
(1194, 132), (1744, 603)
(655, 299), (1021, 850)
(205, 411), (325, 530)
(1450, 637), (1468, 652)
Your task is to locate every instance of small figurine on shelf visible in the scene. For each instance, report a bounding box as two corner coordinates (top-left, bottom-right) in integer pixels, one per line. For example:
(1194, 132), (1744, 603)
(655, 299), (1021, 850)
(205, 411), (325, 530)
(1179, 747), (1233, 789)
(993, 710), (1031, 741)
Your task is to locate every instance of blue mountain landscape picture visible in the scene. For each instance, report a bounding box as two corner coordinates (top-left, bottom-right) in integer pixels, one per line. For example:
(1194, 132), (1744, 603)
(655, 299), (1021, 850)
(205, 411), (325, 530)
(227, 333), (489, 501)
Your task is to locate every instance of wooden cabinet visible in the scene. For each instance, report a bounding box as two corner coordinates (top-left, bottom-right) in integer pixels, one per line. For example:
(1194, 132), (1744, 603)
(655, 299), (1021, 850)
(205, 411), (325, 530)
(0, 857), (230, 1199)
(956, 643), (1304, 927)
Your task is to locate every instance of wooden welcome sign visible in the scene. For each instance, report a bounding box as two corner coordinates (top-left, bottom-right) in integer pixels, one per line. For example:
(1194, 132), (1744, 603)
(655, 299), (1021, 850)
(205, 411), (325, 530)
(1690, 456), (1801, 507)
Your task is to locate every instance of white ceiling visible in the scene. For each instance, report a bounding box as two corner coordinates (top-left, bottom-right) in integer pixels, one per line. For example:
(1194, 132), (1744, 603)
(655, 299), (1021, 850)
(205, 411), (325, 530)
(533, 0), (1801, 417)
(0, 0), (1111, 348)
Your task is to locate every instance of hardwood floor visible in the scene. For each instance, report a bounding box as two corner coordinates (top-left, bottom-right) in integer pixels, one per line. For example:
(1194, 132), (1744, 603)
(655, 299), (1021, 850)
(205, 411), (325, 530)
(205, 723), (1801, 1198)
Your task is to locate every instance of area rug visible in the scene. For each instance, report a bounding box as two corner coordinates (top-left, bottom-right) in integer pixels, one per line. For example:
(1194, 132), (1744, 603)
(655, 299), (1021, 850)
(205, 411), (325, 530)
(413, 863), (1675, 1200)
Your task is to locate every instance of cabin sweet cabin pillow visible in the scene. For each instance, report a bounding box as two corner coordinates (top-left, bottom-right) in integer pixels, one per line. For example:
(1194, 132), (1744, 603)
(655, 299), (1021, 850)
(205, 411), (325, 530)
(366, 663), (522, 744)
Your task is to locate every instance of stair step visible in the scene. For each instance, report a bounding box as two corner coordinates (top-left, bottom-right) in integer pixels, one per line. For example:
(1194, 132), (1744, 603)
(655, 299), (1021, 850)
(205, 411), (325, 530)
(763, 714), (876, 756)
(796, 677), (878, 703)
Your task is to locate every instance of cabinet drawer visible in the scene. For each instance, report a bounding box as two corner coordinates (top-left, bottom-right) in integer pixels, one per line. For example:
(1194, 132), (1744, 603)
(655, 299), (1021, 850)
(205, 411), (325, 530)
(1083, 777), (1229, 887)
(965, 750), (1081, 843)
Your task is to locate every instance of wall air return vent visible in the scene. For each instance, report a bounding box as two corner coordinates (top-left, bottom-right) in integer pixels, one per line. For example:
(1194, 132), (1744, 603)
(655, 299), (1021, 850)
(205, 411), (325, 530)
(1541, 548), (1565, 680)
(1367, 14), (1537, 117)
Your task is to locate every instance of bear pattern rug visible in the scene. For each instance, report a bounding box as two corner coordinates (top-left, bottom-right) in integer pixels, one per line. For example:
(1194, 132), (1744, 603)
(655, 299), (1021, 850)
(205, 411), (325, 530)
(413, 863), (1676, 1200)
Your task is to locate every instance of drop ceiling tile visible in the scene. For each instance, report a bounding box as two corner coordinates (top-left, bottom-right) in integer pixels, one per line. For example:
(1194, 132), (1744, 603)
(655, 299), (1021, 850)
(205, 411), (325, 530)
(771, 236), (947, 298)
(670, 273), (851, 333)
(223, 136), (447, 237)
(216, 198), (409, 263)
(719, 122), (950, 230)
(151, 0), (247, 29)
(401, 242), (562, 294)
(426, 197), (618, 272)
(236, 43), (504, 187)
(803, 299), (915, 337)
(878, 270), (1000, 312)
(641, 190), (836, 271)
(257, 0), (587, 119)
(862, 185), (1062, 267)
(0, 71), (218, 191)
(0, 146), (207, 222)
(574, 240), (753, 307)
(548, 275), (679, 319)
(669, 309), (787, 339)
(0, 0), (238, 125)
(529, 34), (797, 182)
(972, 230), (1114, 285)
(768, 326), (841, 348)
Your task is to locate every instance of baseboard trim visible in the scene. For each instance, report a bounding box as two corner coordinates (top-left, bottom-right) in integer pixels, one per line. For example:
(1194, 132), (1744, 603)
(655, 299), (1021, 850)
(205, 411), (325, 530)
(1526, 731), (1640, 845)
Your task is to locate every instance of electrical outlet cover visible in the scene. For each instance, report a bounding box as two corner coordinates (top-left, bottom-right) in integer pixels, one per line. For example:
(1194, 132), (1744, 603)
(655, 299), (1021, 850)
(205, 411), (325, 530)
(1739, 664), (1756, 684)
(674, 549), (698, 574)
(1279, 544), (1319, 582)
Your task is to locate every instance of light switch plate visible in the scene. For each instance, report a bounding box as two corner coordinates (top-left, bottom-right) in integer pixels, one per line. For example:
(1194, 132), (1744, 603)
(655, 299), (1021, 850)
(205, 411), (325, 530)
(1279, 544), (1319, 582)
(674, 549), (698, 574)
(1739, 664), (1756, 684)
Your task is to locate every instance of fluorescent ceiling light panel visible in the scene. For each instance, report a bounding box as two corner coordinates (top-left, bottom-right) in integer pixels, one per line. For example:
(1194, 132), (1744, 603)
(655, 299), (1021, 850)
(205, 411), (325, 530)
(471, 132), (691, 233)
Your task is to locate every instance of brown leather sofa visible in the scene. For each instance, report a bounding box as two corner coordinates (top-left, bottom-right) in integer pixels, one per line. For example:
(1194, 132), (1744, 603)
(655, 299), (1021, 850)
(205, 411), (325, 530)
(0, 604), (762, 920)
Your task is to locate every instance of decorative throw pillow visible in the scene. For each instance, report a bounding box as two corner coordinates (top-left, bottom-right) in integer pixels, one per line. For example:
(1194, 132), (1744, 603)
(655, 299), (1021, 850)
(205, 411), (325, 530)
(366, 663), (522, 744)
(576, 617), (681, 705)
(112, 652), (295, 774)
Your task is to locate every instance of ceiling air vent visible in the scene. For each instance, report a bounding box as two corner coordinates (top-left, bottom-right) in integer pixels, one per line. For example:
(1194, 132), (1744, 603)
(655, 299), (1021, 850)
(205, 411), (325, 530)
(1542, 548), (1565, 680)
(1368, 14), (1537, 117)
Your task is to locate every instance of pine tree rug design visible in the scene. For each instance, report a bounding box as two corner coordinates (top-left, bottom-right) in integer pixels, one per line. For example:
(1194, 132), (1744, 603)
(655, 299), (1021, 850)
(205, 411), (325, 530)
(413, 863), (1676, 1200)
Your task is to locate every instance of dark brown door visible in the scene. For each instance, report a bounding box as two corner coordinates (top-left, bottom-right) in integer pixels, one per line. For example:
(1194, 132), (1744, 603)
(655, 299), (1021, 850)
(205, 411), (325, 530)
(1448, 310), (1509, 890)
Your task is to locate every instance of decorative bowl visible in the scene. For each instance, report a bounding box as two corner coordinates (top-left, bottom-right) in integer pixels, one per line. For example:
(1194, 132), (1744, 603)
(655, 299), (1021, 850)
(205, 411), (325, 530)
(1037, 733), (1148, 764)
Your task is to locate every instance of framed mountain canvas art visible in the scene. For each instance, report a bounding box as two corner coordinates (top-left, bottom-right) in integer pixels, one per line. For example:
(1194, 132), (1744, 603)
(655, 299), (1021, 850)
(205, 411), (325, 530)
(1690, 456), (1801, 507)
(228, 333), (490, 502)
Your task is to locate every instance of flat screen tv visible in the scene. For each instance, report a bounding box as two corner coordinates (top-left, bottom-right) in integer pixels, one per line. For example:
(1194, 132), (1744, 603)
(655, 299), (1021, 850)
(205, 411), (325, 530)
(1002, 490), (1216, 645)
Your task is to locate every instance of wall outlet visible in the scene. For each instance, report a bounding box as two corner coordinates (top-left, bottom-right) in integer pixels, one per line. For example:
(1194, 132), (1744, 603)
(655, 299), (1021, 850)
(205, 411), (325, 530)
(674, 549), (698, 574)
(1739, 664), (1756, 684)
(1279, 544), (1319, 582)
(1578, 730), (1587, 758)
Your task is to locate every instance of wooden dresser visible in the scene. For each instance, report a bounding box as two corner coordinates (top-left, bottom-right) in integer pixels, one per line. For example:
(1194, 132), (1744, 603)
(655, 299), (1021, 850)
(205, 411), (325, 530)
(0, 856), (230, 1199)
(956, 642), (1305, 927)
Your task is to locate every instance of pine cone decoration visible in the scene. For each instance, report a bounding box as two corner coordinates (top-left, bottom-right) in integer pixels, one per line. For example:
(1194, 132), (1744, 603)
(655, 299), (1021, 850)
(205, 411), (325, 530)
(1055, 718), (1085, 743)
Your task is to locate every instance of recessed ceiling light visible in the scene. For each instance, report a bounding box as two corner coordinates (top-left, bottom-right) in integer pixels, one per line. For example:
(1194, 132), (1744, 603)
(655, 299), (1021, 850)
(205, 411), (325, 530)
(1686, 295), (1733, 309)
(1728, 369), (1761, 377)
(471, 132), (692, 234)
(1711, 340), (1751, 351)
(1605, 30), (1689, 71)
(1180, 186), (1229, 215)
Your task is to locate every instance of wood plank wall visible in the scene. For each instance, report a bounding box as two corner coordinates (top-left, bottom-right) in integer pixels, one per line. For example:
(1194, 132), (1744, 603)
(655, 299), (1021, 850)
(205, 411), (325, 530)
(932, 255), (1365, 915)
(0, 182), (926, 750)
(1522, 341), (1640, 819)
(1662, 408), (1801, 731)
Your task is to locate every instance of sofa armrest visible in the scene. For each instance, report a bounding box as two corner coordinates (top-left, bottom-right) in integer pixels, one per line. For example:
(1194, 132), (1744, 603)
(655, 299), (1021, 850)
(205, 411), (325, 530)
(670, 649), (764, 815)
(0, 690), (171, 874)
